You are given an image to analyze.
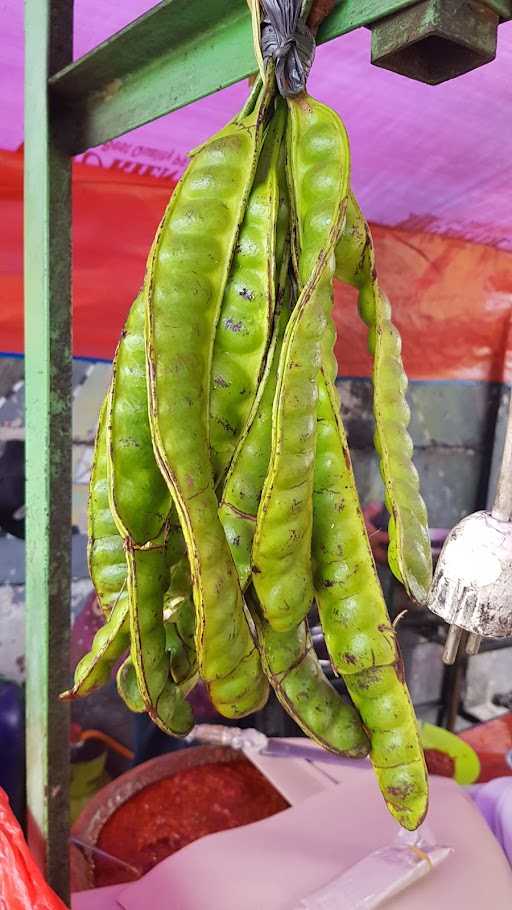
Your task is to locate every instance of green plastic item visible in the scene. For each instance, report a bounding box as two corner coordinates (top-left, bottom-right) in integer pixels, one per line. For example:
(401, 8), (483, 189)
(70, 750), (110, 824)
(420, 722), (480, 785)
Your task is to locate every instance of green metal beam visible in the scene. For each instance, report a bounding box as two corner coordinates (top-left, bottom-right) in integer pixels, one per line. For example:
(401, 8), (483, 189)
(49, 0), (512, 154)
(49, 0), (426, 155)
(24, 0), (72, 902)
(487, 0), (512, 14)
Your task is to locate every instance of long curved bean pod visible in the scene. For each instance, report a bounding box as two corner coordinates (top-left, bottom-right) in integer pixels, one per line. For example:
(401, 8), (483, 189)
(107, 292), (192, 734)
(145, 83), (273, 716)
(249, 592), (369, 756)
(209, 106), (285, 482)
(126, 537), (194, 736)
(219, 255), (367, 758)
(252, 95), (349, 631)
(312, 370), (428, 829)
(61, 585), (129, 699)
(108, 291), (170, 545)
(87, 399), (127, 617)
(64, 400), (130, 699)
(335, 194), (432, 604)
(220, 271), (292, 588)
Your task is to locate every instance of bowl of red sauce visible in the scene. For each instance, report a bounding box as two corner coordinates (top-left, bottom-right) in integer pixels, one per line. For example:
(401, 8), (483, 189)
(71, 745), (289, 891)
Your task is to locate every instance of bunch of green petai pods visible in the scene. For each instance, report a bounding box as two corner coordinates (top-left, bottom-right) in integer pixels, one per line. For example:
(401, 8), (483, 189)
(64, 64), (432, 830)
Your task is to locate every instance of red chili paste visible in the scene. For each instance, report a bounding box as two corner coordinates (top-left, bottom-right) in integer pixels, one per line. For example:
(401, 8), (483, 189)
(95, 759), (288, 887)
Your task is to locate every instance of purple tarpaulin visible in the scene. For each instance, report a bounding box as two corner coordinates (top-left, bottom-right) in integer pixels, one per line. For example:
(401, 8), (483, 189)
(4, 1), (512, 249)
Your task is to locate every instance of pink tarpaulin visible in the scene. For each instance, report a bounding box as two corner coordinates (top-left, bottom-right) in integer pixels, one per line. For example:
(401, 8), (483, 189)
(3, 2), (512, 250)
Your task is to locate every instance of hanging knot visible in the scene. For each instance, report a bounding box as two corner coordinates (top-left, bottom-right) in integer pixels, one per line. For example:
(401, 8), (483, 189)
(260, 0), (316, 97)
(273, 34), (295, 62)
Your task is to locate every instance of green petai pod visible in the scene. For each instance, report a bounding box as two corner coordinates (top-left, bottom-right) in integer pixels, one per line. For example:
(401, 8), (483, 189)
(64, 401), (130, 700)
(61, 585), (129, 699)
(335, 194), (432, 605)
(312, 368), (428, 830)
(107, 291), (170, 546)
(209, 105), (286, 483)
(252, 94), (350, 631)
(87, 398), (127, 617)
(145, 82), (275, 717)
(126, 537), (194, 736)
(107, 291), (193, 736)
(248, 591), (369, 757)
(219, 265), (292, 589)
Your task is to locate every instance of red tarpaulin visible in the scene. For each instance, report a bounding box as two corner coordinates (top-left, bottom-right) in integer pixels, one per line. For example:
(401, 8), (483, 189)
(3, 149), (512, 382)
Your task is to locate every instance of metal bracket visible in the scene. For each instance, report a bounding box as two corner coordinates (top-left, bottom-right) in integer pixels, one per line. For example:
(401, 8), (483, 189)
(371, 0), (511, 84)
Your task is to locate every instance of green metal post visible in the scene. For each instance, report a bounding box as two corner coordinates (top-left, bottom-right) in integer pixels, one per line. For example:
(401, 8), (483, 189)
(24, 0), (73, 901)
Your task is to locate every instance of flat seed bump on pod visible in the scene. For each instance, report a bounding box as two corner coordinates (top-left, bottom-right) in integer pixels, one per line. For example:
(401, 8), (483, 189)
(146, 81), (275, 717)
(252, 95), (349, 632)
(334, 193), (432, 605)
(155, 678), (196, 736)
(312, 370), (428, 829)
(218, 187), (368, 757)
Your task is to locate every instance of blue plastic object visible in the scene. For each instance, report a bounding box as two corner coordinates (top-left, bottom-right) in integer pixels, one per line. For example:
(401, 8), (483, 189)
(0, 680), (25, 822)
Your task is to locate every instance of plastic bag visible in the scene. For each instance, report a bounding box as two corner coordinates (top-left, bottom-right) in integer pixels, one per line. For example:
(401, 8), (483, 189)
(259, 0), (315, 96)
(0, 787), (68, 910)
(296, 825), (453, 909)
(470, 778), (512, 864)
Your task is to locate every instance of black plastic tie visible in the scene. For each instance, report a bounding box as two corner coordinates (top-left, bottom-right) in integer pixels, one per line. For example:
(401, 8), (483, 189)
(260, 0), (316, 97)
